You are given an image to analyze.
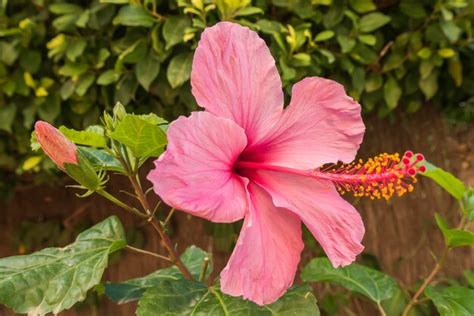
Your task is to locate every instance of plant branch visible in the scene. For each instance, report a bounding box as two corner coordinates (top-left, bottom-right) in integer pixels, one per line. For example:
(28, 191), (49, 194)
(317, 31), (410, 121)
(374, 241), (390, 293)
(97, 189), (147, 219)
(402, 246), (450, 316)
(125, 162), (193, 280)
(112, 144), (193, 280)
(377, 302), (387, 316)
(402, 211), (467, 316)
(125, 245), (172, 263)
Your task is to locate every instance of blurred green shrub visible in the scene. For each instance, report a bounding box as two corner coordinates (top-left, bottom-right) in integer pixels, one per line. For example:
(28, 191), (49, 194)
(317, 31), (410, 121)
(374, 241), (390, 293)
(0, 0), (473, 190)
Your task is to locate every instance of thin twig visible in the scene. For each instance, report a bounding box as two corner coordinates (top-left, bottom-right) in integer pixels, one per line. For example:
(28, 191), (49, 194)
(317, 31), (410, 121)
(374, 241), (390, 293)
(163, 208), (176, 227)
(200, 257), (210, 283)
(125, 245), (172, 263)
(126, 169), (193, 280)
(402, 211), (468, 316)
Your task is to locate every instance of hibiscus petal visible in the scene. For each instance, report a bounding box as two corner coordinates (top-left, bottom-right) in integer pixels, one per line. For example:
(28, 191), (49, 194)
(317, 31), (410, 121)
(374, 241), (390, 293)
(243, 77), (365, 169)
(220, 182), (303, 305)
(251, 169), (365, 267)
(191, 21), (283, 144)
(147, 111), (248, 223)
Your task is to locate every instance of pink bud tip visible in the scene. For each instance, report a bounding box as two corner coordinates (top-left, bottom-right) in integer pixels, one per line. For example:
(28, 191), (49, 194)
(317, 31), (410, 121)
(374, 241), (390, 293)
(402, 158), (410, 165)
(416, 154), (424, 161)
(408, 168), (416, 176)
(418, 165), (426, 173)
(34, 121), (78, 170)
(404, 150), (413, 158)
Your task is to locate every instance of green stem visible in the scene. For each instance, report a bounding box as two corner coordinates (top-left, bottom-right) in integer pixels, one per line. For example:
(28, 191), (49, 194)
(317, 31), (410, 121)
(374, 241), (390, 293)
(125, 245), (171, 263)
(199, 257), (210, 283)
(163, 208), (175, 227)
(97, 189), (147, 219)
(377, 302), (387, 316)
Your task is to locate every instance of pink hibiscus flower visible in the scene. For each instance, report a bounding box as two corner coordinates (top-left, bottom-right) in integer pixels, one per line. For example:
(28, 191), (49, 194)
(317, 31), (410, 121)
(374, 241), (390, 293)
(148, 22), (423, 305)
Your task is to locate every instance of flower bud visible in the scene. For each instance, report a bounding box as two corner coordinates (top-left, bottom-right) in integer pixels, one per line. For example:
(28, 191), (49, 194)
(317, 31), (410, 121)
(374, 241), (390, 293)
(34, 121), (78, 170)
(34, 121), (102, 192)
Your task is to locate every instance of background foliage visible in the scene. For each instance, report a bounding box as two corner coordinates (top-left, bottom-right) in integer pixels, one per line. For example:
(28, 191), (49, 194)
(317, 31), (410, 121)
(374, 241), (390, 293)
(0, 0), (473, 193)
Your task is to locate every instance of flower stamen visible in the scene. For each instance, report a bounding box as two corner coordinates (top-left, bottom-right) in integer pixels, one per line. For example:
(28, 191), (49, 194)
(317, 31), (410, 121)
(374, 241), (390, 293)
(314, 151), (425, 200)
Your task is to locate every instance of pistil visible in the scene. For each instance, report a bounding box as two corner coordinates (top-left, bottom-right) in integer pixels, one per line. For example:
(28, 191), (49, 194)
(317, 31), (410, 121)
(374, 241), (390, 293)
(235, 151), (425, 200)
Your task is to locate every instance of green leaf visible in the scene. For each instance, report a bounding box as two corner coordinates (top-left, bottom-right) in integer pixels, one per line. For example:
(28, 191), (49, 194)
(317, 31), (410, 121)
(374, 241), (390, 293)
(464, 271), (474, 287)
(400, 0), (427, 19)
(97, 70), (118, 86)
(314, 30), (335, 42)
(167, 52), (193, 89)
(135, 51), (160, 90)
(301, 257), (398, 304)
(440, 21), (462, 42)
(425, 286), (474, 316)
(110, 114), (167, 159)
(358, 13), (391, 33)
(383, 76), (402, 110)
(448, 59), (463, 87)
(0, 216), (126, 315)
(358, 34), (377, 46)
(0, 105), (16, 133)
(350, 0), (376, 13)
(66, 38), (87, 62)
(113, 5), (156, 27)
(78, 147), (123, 173)
(59, 126), (107, 148)
(163, 16), (190, 50)
(365, 74), (383, 92)
(337, 35), (356, 53)
(435, 214), (474, 248)
(105, 245), (211, 304)
(137, 282), (319, 316)
(49, 3), (83, 14)
(420, 161), (466, 200)
(137, 113), (168, 126)
(419, 69), (438, 100)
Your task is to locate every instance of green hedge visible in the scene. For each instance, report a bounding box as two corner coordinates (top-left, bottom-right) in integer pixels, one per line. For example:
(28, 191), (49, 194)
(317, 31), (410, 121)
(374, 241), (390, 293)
(0, 0), (473, 189)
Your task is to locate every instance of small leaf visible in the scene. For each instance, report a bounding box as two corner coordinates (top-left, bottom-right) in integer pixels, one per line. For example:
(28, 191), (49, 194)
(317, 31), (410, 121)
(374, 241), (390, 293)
(78, 147), (123, 173)
(301, 257), (398, 304)
(105, 246), (211, 304)
(0, 216), (126, 315)
(425, 286), (474, 316)
(383, 76), (402, 109)
(350, 0), (376, 13)
(435, 214), (474, 248)
(420, 161), (466, 200)
(337, 35), (356, 53)
(162, 16), (190, 50)
(167, 52), (193, 89)
(97, 70), (118, 86)
(314, 30), (335, 42)
(448, 59), (463, 87)
(111, 114), (167, 159)
(438, 48), (456, 58)
(135, 51), (160, 90)
(358, 13), (391, 33)
(59, 126), (107, 148)
(419, 70), (438, 100)
(358, 34), (377, 46)
(22, 156), (43, 171)
(113, 5), (156, 27)
(0, 106), (16, 133)
(417, 47), (432, 59)
(440, 21), (462, 42)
